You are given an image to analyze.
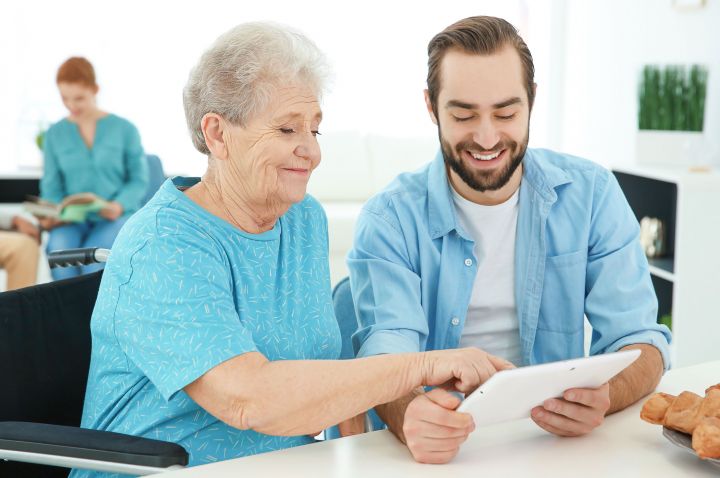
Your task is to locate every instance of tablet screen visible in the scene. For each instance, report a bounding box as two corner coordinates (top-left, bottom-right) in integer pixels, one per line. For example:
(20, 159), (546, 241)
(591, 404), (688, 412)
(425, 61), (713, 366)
(456, 349), (641, 427)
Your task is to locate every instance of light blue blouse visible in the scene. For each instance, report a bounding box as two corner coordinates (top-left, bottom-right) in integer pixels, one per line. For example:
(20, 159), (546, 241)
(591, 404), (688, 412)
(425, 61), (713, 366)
(41, 114), (148, 216)
(71, 178), (340, 477)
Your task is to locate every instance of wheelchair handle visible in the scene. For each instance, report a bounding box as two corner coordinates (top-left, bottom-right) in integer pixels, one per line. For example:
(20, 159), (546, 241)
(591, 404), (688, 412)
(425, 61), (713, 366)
(48, 248), (111, 268)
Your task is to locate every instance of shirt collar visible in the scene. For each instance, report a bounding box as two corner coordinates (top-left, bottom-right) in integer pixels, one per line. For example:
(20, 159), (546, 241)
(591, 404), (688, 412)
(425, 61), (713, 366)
(426, 148), (573, 239)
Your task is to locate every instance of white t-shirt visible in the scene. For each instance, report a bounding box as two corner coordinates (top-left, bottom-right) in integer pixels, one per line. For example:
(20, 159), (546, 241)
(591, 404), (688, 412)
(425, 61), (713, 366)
(452, 185), (522, 366)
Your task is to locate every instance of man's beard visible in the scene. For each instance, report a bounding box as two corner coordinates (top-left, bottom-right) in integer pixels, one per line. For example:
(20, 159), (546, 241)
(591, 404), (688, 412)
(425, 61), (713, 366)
(440, 126), (529, 193)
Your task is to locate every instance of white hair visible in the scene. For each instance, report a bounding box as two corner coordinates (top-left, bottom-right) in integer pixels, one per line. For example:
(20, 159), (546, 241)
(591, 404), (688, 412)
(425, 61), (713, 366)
(183, 22), (329, 155)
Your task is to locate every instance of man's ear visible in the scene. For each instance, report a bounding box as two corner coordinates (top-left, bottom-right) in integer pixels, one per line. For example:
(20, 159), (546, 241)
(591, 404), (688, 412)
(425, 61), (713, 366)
(424, 89), (438, 125)
(529, 83), (538, 112)
(201, 113), (229, 161)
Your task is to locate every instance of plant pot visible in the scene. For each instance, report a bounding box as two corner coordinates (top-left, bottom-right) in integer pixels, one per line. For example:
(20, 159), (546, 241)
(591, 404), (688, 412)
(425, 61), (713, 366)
(635, 130), (705, 166)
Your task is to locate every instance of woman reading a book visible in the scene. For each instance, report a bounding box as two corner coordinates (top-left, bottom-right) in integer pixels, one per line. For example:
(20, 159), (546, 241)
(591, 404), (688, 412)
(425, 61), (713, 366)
(40, 57), (148, 280)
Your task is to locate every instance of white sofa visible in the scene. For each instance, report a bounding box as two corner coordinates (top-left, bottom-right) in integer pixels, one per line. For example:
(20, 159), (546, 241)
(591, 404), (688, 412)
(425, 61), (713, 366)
(0, 132), (439, 291)
(307, 132), (438, 286)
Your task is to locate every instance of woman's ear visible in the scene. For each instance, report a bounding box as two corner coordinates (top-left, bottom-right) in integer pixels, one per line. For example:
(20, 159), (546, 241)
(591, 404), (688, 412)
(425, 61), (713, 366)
(201, 113), (229, 160)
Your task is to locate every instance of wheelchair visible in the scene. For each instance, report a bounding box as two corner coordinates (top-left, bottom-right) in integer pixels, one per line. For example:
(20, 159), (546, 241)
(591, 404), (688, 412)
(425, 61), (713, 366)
(0, 248), (188, 477)
(0, 247), (385, 476)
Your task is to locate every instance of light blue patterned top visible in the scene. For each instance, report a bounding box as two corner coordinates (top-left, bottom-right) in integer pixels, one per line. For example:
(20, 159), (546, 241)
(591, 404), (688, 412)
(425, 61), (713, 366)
(71, 177), (340, 477)
(41, 114), (148, 217)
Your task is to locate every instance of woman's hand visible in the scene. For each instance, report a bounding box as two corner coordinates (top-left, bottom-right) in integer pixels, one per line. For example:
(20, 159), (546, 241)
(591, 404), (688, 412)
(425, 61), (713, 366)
(12, 216), (40, 242)
(38, 217), (63, 231)
(99, 201), (124, 220)
(421, 347), (516, 393)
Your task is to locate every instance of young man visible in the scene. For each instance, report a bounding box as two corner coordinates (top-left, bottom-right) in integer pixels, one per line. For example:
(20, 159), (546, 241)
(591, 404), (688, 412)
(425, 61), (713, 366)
(347, 16), (671, 464)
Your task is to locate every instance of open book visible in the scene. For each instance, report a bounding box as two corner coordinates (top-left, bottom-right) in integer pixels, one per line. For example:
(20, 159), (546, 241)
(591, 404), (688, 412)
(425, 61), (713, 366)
(24, 193), (108, 223)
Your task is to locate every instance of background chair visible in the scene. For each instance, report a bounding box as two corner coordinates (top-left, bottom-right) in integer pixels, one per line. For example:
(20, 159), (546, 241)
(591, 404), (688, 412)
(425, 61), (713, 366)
(325, 277), (386, 439)
(142, 154), (167, 206)
(0, 249), (187, 476)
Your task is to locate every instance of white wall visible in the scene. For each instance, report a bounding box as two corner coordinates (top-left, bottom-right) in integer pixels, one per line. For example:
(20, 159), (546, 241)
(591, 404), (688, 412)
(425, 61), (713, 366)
(0, 0), (561, 188)
(3, 1), (719, 288)
(559, 0), (720, 168)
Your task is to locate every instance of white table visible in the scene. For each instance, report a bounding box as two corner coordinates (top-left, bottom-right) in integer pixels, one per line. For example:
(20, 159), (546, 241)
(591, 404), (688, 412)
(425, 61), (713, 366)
(157, 361), (720, 477)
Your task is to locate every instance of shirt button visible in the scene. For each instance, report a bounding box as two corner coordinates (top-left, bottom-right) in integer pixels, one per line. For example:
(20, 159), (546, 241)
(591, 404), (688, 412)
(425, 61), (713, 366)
(464, 258), (473, 266)
(451, 317), (460, 326)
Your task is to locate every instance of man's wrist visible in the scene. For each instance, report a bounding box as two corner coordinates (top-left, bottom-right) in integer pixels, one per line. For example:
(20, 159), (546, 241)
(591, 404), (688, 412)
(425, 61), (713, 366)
(376, 388), (424, 445)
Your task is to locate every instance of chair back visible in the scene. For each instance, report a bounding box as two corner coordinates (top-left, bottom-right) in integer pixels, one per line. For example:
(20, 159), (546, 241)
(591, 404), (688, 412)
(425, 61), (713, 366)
(332, 277), (359, 360)
(0, 271), (103, 476)
(142, 154), (166, 205)
(327, 277), (386, 439)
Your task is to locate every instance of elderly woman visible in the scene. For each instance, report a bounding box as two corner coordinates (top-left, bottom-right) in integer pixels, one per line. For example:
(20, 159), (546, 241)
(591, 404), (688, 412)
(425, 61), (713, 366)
(72, 23), (510, 475)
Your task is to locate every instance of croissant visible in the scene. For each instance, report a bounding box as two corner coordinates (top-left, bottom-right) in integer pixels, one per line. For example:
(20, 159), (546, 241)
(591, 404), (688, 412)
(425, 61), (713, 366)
(693, 417), (720, 460)
(641, 386), (720, 459)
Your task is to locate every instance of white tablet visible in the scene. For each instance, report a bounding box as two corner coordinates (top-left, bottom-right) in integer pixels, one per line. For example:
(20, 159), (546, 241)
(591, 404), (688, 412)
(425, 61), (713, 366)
(456, 349), (641, 427)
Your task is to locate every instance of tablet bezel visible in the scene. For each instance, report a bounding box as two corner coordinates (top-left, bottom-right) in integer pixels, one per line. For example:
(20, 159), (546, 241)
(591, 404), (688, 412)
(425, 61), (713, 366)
(456, 349), (641, 427)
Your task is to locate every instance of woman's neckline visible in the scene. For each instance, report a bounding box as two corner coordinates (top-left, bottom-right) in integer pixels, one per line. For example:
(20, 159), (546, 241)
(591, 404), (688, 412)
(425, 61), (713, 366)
(65, 111), (111, 125)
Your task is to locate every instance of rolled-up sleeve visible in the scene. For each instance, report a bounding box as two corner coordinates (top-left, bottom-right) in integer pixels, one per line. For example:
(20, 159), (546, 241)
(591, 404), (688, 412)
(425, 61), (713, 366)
(347, 206), (428, 358)
(585, 172), (672, 370)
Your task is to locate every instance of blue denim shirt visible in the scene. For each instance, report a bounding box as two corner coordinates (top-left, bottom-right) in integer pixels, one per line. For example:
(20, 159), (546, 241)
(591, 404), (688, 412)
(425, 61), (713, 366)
(348, 148), (671, 369)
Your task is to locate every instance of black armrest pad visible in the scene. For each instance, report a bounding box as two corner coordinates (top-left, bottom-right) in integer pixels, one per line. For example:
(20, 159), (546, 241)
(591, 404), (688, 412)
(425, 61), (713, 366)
(0, 422), (188, 468)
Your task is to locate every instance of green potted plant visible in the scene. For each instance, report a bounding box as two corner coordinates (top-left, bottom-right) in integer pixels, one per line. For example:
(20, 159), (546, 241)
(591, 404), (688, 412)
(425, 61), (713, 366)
(36, 127), (46, 151)
(636, 64), (708, 166)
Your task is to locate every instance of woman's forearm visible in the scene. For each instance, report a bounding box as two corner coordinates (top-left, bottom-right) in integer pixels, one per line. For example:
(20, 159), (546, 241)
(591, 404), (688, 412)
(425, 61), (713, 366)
(186, 352), (426, 436)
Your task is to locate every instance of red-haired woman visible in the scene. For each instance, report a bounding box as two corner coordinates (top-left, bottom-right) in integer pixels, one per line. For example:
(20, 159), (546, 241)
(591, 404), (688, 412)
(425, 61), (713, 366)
(40, 57), (148, 280)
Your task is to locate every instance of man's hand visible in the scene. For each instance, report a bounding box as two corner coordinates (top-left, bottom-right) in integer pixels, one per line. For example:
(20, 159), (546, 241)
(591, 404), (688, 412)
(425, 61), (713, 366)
(530, 382), (611, 437)
(99, 201), (124, 221)
(378, 348), (514, 464)
(12, 216), (40, 242)
(338, 413), (366, 437)
(402, 388), (474, 464)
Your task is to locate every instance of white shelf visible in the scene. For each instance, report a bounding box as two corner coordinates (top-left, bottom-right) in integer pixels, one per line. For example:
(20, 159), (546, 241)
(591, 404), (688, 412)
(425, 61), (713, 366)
(648, 266), (675, 283)
(648, 257), (675, 282)
(612, 163), (720, 189)
(614, 167), (720, 367)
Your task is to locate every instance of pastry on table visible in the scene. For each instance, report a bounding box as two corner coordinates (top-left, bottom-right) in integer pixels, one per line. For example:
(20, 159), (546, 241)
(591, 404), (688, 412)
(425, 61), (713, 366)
(693, 417), (720, 460)
(641, 385), (720, 459)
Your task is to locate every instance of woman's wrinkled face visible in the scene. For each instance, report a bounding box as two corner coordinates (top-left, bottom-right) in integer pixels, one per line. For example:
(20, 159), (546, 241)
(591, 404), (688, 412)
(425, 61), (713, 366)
(225, 84), (322, 207)
(58, 82), (98, 119)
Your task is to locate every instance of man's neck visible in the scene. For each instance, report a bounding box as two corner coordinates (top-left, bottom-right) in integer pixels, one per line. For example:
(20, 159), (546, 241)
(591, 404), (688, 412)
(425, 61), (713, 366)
(448, 164), (523, 206)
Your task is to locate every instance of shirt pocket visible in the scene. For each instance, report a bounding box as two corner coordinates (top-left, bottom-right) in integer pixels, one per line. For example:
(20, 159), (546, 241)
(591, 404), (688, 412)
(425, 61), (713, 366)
(537, 249), (586, 334)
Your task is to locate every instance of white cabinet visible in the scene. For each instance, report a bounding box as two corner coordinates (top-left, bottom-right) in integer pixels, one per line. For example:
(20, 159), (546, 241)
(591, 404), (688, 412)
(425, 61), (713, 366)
(613, 165), (720, 367)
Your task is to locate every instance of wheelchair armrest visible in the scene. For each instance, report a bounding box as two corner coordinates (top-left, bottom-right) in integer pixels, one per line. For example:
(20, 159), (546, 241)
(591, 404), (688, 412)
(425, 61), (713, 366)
(0, 421), (187, 473)
(47, 247), (110, 268)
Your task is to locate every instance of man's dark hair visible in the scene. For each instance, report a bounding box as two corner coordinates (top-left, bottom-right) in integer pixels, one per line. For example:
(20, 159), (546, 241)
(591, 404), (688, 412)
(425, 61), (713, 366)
(427, 16), (535, 117)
